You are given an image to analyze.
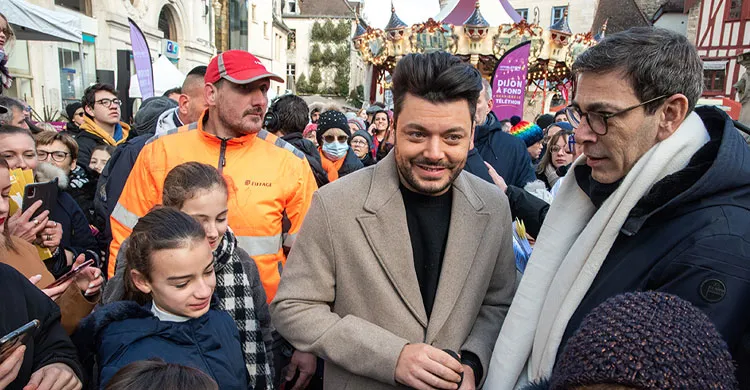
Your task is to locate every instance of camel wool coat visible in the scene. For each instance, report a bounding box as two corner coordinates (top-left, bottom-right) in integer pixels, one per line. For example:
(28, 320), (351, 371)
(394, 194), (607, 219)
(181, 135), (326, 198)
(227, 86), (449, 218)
(271, 152), (517, 389)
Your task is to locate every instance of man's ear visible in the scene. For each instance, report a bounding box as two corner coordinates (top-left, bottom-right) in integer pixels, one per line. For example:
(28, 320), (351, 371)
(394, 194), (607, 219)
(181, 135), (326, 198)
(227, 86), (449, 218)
(178, 94), (189, 117)
(83, 105), (94, 117)
(656, 94), (690, 142)
(204, 83), (217, 106)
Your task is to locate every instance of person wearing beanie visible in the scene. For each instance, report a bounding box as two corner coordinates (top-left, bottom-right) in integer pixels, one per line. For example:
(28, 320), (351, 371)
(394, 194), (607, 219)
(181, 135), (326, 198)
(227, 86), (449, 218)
(347, 117), (367, 134)
(316, 110), (363, 182)
(62, 102), (85, 137)
(533, 292), (737, 390)
(133, 97), (178, 137)
(535, 114), (555, 131)
(510, 121), (544, 161)
(350, 129), (375, 167)
(303, 123), (318, 147)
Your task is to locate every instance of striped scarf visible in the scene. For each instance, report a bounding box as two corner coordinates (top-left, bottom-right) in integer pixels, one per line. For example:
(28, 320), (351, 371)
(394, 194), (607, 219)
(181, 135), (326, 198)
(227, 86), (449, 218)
(214, 228), (274, 389)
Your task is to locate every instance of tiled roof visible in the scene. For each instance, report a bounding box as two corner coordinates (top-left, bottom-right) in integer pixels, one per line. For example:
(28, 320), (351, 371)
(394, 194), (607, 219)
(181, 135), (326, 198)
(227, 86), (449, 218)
(592, 0), (651, 35)
(297, 0), (359, 18)
(464, 3), (489, 27)
(385, 5), (408, 30)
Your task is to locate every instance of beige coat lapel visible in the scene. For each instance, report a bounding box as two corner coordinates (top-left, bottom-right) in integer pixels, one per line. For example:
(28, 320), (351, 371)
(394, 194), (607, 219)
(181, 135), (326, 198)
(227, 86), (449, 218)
(356, 153), (428, 327)
(425, 173), (489, 343)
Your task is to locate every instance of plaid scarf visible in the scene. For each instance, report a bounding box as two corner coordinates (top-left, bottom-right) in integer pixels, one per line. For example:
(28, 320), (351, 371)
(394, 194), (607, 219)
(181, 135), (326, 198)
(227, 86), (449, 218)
(214, 228), (274, 389)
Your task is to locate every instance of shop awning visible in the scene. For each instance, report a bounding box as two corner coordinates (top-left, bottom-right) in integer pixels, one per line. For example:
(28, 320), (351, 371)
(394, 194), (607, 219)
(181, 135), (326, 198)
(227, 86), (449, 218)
(129, 55), (185, 98)
(5, 0), (82, 43)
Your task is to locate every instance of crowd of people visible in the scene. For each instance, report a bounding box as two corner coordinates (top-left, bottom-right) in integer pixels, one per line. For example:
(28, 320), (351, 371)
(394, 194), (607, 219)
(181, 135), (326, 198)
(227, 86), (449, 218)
(0, 9), (748, 390)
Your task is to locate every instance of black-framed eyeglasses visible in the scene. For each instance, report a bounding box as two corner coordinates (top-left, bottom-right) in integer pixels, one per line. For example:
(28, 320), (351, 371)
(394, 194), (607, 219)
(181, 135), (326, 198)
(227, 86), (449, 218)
(564, 95), (668, 136)
(95, 98), (122, 108)
(37, 150), (70, 162)
(323, 135), (349, 144)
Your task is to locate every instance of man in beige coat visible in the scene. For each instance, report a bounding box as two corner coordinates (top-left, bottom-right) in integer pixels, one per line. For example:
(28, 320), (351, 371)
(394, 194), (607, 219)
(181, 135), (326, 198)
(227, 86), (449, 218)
(271, 52), (516, 390)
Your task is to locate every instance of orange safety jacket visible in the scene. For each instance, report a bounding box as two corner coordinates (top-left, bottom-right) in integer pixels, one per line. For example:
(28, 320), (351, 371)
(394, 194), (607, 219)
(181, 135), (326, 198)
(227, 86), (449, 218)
(109, 111), (318, 302)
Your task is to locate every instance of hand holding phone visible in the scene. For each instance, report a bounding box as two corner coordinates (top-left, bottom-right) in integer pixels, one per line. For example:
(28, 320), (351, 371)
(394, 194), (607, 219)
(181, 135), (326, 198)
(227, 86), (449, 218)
(0, 320), (39, 363)
(22, 180), (58, 221)
(45, 259), (95, 289)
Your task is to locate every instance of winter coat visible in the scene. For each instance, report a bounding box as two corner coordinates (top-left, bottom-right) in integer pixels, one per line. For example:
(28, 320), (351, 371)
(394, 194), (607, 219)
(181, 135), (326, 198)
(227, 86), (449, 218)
(558, 107), (750, 388)
(101, 231), (275, 386)
(0, 263), (83, 390)
(281, 132), (329, 188)
(1, 236), (97, 334)
(35, 164), (100, 273)
(351, 130), (376, 167)
(474, 112), (536, 188)
(153, 107), (183, 137)
(93, 133), (151, 265)
(318, 147), (364, 183)
(77, 117), (130, 167)
(73, 299), (250, 389)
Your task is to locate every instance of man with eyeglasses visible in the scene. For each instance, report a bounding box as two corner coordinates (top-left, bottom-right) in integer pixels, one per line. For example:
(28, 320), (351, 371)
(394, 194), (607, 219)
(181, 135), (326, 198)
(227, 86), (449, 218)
(486, 27), (750, 388)
(77, 83), (130, 168)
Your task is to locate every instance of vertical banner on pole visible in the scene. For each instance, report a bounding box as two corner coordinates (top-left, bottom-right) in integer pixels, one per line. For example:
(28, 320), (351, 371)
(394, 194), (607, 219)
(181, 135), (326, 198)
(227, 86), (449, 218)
(491, 41), (531, 121)
(128, 18), (154, 99)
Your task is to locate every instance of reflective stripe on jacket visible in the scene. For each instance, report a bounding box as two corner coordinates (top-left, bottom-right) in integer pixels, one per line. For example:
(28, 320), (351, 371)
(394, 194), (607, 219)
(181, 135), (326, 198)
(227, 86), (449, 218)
(109, 110), (318, 301)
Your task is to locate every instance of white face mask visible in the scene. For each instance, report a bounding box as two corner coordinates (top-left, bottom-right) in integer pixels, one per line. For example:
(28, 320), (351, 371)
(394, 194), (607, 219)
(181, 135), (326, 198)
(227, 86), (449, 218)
(322, 141), (348, 161)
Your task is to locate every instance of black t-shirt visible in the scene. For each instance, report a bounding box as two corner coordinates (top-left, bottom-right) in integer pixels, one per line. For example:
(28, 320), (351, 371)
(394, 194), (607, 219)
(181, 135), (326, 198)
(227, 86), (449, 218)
(399, 184), (453, 319)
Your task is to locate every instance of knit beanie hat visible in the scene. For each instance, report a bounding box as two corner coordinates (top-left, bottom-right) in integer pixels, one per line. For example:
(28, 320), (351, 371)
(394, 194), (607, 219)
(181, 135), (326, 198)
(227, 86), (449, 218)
(351, 129), (373, 149)
(133, 96), (178, 136)
(65, 102), (82, 121)
(348, 117), (367, 133)
(550, 291), (737, 390)
(536, 114), (555, 131)
(303, 123), (317, 138)
(510, 121), (543, 147)
(316, 110), (350, 145)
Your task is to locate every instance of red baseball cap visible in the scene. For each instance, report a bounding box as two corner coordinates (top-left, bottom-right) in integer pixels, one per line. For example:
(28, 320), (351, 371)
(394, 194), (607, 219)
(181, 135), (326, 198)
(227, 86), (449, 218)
(205, 50), (284, 85)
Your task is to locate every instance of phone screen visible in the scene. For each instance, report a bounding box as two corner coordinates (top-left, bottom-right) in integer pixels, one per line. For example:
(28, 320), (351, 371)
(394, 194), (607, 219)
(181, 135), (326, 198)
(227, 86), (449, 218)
(45, 259), (95, 289)
(0, 320), (39, 362)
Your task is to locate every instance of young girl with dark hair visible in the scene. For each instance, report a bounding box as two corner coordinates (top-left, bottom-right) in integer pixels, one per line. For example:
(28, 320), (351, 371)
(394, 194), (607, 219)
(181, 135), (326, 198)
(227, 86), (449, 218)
(105, 359), (218, 390)
(74, 207), (250, 389)
(102, 162), (274, 389)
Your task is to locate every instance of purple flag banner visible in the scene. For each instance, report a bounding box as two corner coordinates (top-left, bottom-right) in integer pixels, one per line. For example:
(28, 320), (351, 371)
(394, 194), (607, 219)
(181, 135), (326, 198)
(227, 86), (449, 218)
(491, 41), (531, 121)
(128, 18), (154, 99)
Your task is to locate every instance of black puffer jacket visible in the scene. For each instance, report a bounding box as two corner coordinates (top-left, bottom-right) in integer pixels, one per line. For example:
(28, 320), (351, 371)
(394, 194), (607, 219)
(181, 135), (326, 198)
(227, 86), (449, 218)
(282, 132), (329, 188)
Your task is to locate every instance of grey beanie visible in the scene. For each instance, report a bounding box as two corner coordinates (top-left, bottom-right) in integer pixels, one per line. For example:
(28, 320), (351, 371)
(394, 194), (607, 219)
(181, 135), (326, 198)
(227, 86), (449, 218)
(133, 96), (178, 136)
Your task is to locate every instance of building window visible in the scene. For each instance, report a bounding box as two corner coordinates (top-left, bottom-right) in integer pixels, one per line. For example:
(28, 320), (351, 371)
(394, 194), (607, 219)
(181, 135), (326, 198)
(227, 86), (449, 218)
(703, 69), (726, 94)
(552, 6), (567, 24)
(264, 22), (269, 39)
(54, 0), (91, 16)
(252, 4), (257, 23)
(287, 29), (296, 50)
(516, 8), (529, 21)
(727, 0), (743, 20)
(287, 63), (296, 90)
(229, 0), (249, 51)
(288, 0), (296, 13)
(274, 34), (281, 60)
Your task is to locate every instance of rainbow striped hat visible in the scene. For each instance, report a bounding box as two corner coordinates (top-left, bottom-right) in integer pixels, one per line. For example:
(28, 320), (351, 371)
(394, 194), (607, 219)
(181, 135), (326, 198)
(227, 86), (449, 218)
(510, 120), (544, 147)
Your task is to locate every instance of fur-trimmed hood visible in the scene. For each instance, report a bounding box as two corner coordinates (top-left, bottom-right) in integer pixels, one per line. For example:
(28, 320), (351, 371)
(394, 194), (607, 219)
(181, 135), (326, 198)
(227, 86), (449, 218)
(35, 162), (70, 190)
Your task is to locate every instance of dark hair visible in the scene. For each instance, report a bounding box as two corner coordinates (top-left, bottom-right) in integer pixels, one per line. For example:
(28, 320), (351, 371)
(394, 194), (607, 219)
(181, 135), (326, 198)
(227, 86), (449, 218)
(34, 130), (79, 160)
(81, 83), (118, 111)
(91, 144), (115, 158)
(391, 51), (482, 126)
(162, 87), (182, 97)
(0, 97), (25, 126)
(310, 107), (320, 115)
(269, 95), (309, 134)
(572, 27), (703, 114)
(373, 110), (390, 126)
(0, 158), (17, 253)
(186, 66), (208, 79)
(105, 358), (218, 390)
(123, 208), (206, 305)
(162, 162), (228, 209)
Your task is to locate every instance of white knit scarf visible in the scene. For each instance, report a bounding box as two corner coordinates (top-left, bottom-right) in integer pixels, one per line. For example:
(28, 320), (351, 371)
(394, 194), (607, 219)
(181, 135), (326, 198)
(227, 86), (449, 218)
(484, 112), (710, 389)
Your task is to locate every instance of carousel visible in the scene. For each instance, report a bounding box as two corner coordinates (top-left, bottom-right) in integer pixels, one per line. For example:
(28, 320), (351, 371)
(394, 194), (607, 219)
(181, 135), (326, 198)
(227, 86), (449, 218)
(353, 0), (608, 115)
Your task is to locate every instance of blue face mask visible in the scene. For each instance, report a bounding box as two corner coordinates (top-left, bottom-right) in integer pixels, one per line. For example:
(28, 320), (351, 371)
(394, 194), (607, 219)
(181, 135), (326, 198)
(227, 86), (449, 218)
(322, 141), (349, 161)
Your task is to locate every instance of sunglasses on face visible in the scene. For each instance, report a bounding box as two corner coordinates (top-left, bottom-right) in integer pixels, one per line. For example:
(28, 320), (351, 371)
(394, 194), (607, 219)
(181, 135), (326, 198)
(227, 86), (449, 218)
(323, 135), (349, 144)
(75, 112), (85, 117)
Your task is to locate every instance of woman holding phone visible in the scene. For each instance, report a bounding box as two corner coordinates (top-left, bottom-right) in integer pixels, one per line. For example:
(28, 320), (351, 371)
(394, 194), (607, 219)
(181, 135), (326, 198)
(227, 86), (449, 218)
(0, 125), (99, 279)
(0, 157), (102, 334)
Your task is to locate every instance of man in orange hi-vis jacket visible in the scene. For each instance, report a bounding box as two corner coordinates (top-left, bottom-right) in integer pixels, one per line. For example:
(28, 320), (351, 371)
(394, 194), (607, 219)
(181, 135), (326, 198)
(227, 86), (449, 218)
(109, 50), (317, 305)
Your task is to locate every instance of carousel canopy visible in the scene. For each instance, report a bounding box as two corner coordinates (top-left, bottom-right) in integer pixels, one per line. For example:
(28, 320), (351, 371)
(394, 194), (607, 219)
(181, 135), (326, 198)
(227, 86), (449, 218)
(436, 0), (520, 25)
